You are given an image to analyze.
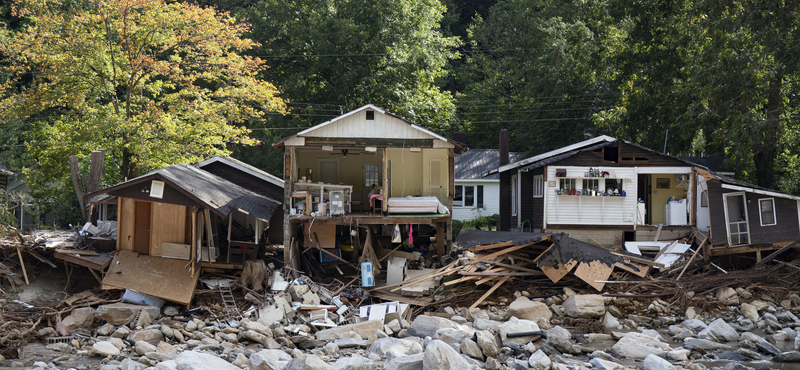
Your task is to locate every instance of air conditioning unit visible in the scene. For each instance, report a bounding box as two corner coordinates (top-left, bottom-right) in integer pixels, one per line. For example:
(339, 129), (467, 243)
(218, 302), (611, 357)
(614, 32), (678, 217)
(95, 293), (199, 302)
(676, 174), (688, 182)
(329, 190), (346, 216)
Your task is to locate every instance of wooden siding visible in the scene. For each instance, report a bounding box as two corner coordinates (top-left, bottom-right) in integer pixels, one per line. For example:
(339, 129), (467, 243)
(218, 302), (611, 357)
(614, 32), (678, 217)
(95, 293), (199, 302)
(303, 110), (437, 141)
(555, 142), (689, 167)
(708, 179), (800, 246)
(452, 181), (500, 221)
(117, 197), (135, 251)
(149, 202), (189, 256)
(109, 180), (204, 209)
(545, 166), (637, 226)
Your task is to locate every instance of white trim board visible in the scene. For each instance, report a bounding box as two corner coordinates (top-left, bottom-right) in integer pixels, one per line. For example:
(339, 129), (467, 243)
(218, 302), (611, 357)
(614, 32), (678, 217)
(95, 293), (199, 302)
(485, 135), (617, 176)
(721, 183), (800, 201)
(635, 167), (693, 174)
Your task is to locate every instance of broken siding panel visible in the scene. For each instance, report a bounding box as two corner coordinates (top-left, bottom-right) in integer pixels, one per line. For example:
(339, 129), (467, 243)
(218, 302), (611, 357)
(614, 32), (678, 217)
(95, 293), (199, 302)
(545, 166), (637, 226)
(707, 180), (728, 245)
(305, 111), (432, 140)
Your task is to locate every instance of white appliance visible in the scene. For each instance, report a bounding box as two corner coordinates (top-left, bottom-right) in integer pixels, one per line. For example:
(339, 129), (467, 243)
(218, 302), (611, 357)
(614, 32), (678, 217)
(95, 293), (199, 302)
(329, 190), (346, 216)
(664, 199), (688, 225)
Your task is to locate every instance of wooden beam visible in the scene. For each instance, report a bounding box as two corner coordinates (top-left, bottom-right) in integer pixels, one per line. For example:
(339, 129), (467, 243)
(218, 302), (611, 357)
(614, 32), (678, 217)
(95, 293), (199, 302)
(471, 241), (514, 251)
(753, 240), (800, 268)
(676, 237), (706, 281)
(27, 250), (57, 268)
(610, 252), (664, 268)
(16, 246), (29, 285)
(459, 271), (540, 277)
(469, 275), (510, 309)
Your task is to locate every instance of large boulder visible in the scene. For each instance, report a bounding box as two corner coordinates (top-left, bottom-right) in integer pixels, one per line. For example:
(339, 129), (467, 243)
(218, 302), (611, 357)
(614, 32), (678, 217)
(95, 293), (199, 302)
(408, 316), (458, 338)
(498, 317), (541, 346)
(127, 328), (164, 346)
(507, 297), (552, 321)
(476, 330), (498, 358)
(249, 352), (283, 370)
(611, 332), (672, 359)
(682, 339), (732, 352)
(330, 357), (382, 370)
(589, 358), (625, 370)
(740, 303), (759, 323)
(62, 307), (96, 332)
(716, 287), (739, 305)
(316, 320), (383, 341)
(697, 318), (739, 343)
(384, 353), (424, 370)
(528, 350), (551, 370)
(95, 303), (160, 325)
(460, 339), (483, 361)
(643, 353), (677, 370)
(92, 341), (120, 357)
(173, 351), (240, 370)
(368, 337), (422, 356)
(422, 340), (470, 370)
(563, 294), (606, 318)
(285, 354), (337, 370)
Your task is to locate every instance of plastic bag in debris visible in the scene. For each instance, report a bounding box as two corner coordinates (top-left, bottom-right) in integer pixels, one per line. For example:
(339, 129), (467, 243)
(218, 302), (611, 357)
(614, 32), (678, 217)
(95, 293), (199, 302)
(391, 224), (401, 243)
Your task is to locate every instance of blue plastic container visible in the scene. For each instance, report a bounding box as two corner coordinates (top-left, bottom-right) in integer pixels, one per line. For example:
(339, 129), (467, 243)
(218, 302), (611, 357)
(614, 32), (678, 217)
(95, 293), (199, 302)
(360, 261), (375, 287)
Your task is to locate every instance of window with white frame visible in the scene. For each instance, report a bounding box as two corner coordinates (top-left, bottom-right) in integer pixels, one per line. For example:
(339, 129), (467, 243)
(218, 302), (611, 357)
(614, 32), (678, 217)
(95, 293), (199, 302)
(759, 198), (776, 226)
(364, 163), (380, 187)
(511, 174), (518, 216)
(533, 175), (544, 198)
(455, 185), (484, 208)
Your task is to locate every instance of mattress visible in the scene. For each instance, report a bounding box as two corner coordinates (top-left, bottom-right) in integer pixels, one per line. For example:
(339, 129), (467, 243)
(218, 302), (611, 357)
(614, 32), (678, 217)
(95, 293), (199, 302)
(387, 196), (449, 214)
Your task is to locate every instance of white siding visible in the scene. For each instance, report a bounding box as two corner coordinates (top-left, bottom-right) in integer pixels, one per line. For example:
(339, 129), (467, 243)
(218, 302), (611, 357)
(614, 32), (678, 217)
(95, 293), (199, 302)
(545, 166), (637, 226)
(453, 180), (500, 221)
(303, 110), (433, 140)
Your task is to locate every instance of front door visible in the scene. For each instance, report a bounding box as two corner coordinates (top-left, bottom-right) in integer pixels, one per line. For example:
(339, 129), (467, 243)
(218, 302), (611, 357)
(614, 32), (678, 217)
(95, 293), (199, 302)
(723, 192), (749, 246)
(637, 174), (651, 224)
(133, 201), (152, 254)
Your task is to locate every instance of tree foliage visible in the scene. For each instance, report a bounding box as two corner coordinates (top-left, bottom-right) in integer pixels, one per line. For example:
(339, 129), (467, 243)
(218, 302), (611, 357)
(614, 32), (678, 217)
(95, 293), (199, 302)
(0, 0), (285, 188)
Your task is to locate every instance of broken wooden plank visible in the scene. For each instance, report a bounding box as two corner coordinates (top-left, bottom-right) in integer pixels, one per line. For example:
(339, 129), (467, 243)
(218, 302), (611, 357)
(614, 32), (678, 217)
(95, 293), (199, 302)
(609, 252), (665, 268)
(27, 249), (57, 268)
(55, 249), (99, 256)
(487, 261), (541, 274)
(752, 240), (800, 268)
(470, 241), (514, 252)
(373, 260), (457, 291)
(573, 261), (614, 291)
(16, 246), (29, 285)
(677, 237), (708, 281)
(613, 261), (650, 278)
(469, 275), (510, 309)
(459, 271), (540, 277)
(539, 260), (578, 283)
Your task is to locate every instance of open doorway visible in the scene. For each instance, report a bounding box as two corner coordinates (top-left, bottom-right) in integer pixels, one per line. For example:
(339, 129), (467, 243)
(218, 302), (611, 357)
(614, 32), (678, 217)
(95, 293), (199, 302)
(637, 174), (651, 224)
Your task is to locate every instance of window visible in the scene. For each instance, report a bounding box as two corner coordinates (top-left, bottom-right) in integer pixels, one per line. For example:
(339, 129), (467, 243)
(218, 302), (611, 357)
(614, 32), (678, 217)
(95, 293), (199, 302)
(701, 190), (708, 207)
(559, 178), (576, 192)
(723, 192), (750, 246)
(364, 163), (380, 187)
(582, 179), (598, 192)
(533, 175), (544, 198)
(454, 185), (484, 208)
(366, 110), (375, 120)
(464, 186), (475, 207)
(759, 198), (776, 226)
(511, 174), (518, 216)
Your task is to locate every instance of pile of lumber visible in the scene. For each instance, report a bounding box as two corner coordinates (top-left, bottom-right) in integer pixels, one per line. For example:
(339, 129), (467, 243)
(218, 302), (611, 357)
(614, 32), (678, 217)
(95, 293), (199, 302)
(372, 230), (663, 308)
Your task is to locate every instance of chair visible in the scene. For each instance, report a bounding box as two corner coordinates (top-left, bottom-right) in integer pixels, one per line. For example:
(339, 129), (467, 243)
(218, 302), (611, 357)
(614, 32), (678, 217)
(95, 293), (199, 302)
(349, 191), (362, 213)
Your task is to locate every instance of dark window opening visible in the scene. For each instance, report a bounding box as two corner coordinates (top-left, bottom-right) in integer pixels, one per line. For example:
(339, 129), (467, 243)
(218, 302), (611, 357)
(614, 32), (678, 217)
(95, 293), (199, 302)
(366, 111), (375, 120)
(477, 185), (484, 207)
(604, 147), (618, 162)
(624, 231), (635, 241)
(634, 157), (648, 161)
(622, 157), (634, 161)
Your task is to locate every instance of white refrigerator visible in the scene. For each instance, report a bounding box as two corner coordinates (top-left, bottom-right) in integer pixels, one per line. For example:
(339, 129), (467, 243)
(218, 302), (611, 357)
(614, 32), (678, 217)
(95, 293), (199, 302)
(664, 199), (688, 225)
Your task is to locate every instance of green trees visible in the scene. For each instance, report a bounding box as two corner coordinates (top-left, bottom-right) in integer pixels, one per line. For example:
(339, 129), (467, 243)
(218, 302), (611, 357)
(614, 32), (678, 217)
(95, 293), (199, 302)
(0, 0), (285, 187)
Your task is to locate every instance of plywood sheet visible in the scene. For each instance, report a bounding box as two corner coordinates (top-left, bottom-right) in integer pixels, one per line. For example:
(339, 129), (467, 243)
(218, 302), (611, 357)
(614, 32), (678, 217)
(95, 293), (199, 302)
(118, 198), (136, 251)
(614, 261), (650, 278)
(150, 203), (188, 256)
(539, 259), (578, 283)
(101, 250), (200, 305)
(573, 261), (614, 292)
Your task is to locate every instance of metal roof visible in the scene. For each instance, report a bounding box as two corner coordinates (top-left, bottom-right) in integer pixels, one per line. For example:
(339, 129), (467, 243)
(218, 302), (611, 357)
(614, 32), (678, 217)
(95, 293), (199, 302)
(94, 164), (281, 220)
(195, 156), (284, 188)
(455, 150), (524, 180)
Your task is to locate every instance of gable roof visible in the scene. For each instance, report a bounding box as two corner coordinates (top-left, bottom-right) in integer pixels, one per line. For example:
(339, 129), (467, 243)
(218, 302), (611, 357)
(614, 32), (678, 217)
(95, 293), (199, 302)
(679, 156), (735, 176)
(196, 156), (284, 188)
(93, 164), (280, 221)
(455, 150), (524, 180)
(273, 104), (466, 153)
(483, 135), (618, 177)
